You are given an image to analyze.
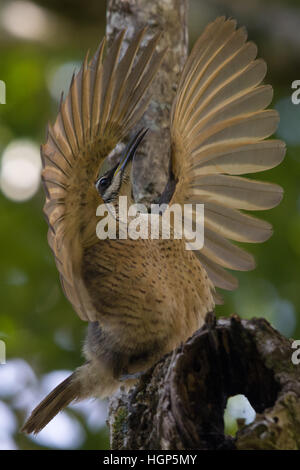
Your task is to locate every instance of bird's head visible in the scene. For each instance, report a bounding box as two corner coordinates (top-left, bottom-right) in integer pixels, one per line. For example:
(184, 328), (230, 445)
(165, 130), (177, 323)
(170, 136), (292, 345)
(95, 128), (148, 220)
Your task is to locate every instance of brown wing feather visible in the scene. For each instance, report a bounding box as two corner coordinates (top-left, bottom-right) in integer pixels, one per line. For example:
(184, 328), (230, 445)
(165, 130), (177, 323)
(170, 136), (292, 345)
(169, 17), (285, 297)
(41, 29), (165, 320)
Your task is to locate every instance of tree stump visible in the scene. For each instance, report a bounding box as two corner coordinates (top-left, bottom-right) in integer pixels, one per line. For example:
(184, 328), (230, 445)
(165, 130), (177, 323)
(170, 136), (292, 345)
(108, 313), (300, 450)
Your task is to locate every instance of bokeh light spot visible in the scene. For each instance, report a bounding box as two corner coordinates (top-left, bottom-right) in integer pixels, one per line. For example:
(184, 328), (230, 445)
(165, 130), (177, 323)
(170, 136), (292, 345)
(1, 1), (50, 41)
(0, 140), (41, 202)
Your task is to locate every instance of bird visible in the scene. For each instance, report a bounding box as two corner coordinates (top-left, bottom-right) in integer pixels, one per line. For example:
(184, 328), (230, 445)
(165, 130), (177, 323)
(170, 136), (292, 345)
(22, 17), (285, 434)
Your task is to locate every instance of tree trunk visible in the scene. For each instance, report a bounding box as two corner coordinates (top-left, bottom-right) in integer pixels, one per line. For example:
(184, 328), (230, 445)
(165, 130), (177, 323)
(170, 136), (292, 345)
(106, 0), (300, 450)
(108, 313), (300, 450)
(106, 0), (188, 204)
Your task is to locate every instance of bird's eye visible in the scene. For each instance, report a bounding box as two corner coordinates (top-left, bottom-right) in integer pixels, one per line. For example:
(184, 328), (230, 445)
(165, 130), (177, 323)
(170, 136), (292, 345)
(99, 177), (109, 188)
(95, 176), (110, 194)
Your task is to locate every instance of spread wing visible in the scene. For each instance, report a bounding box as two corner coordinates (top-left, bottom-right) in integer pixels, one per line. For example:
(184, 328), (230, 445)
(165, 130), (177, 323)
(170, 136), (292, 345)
(41, 29), (165, 320)
(169, 17), (285, 300)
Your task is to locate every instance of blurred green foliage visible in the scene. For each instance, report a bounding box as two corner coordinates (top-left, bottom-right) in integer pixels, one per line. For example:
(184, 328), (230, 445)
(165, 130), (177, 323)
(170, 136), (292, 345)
(0, 0), (299, 450)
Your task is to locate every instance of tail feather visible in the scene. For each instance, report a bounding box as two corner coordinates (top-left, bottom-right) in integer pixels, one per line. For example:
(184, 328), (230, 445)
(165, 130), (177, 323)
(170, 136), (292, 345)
(21, 373), (79, 434)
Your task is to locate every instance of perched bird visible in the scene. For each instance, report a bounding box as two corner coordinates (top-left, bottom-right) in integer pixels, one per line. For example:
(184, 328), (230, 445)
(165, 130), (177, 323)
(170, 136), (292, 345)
(22, 17), (285, 434)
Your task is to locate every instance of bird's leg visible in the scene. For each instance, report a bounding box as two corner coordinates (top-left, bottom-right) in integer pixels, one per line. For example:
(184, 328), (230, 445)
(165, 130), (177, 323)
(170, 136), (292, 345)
(119, 371), (145, 381)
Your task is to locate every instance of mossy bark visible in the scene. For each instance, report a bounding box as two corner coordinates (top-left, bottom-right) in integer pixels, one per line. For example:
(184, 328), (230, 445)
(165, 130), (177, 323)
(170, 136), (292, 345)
(108, 314), (300, 450)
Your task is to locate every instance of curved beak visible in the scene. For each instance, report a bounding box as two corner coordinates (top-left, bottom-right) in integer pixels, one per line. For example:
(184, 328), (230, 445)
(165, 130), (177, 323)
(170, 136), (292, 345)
(114, 127), (149, 177)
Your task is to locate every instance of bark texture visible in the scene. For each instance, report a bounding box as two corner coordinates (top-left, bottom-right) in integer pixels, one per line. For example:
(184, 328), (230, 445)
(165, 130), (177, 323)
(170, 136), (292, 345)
(106, 0), (188, 204)
(108, 313), (300, 450)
